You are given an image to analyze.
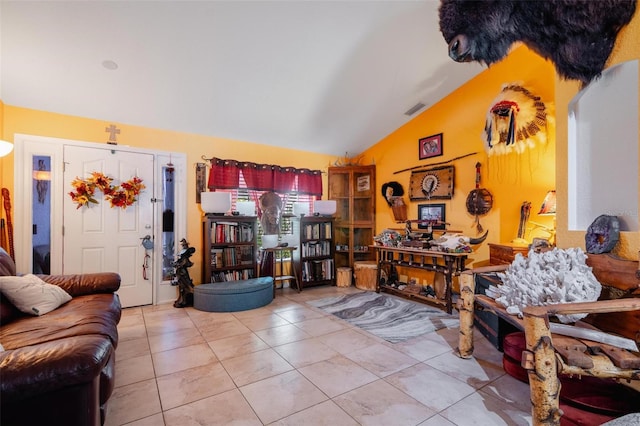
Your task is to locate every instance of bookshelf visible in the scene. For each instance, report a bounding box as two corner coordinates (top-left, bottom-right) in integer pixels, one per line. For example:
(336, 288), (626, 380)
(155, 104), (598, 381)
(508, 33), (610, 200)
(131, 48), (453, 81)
(297, 216), (335, 289)
(328, 165), (376, 269)
(202, 215), (258, 283)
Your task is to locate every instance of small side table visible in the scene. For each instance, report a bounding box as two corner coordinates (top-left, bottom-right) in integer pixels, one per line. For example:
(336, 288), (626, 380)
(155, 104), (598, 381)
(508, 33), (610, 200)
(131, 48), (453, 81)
(260, 246), (300, 297)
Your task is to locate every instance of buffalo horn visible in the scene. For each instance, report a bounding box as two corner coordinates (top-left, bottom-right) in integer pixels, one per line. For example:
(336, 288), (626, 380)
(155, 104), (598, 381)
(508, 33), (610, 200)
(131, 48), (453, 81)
(469, 230), (489, 245)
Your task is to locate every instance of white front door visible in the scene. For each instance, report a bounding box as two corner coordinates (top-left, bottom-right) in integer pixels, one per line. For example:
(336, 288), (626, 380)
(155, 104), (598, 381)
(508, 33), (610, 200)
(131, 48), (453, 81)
(63, 146), (154, 307)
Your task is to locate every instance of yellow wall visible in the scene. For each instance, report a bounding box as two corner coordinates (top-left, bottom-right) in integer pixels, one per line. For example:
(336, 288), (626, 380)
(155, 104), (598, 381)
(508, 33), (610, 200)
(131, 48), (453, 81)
(1, 106), (335, 282)
(0, 100), (9, 235)
(555, 8), (640, 260)
(363, 46), (556, 266)
(2, 7), (637, 282)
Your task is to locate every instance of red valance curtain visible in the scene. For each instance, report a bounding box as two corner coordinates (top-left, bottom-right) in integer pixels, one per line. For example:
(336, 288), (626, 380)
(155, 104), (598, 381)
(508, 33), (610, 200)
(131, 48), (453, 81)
(273, 166), (296, 193)
(207, 157), (323, 196)
(296, 168), (322, 196)
(242, 162), (274, 191)
(207, 158), (240, 189)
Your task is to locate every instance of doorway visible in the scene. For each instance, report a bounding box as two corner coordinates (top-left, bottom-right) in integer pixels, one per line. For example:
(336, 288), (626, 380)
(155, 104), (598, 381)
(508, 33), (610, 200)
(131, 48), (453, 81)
(13, 134), (187, 307)
(63, 145), (154, 307)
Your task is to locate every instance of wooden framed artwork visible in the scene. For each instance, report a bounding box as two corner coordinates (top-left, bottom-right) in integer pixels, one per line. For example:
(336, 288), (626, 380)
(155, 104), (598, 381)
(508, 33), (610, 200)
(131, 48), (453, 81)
(419, 133), (443, 160)
(418, 203), (446, 230)
(195, 163), (207, 203)
(409, 165), (455, 200)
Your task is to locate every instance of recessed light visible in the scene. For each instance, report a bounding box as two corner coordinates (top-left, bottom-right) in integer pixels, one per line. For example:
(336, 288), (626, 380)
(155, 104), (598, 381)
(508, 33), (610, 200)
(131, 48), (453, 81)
(102, 60), (118, 70)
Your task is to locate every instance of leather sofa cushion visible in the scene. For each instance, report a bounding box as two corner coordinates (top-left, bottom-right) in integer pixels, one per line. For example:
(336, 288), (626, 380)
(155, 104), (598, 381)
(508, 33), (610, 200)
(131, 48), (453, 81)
(0, 295), (23, 324)
(0, 293), (121, 350)
(0, 334), (113, 403)
(38, 272), (121, 297)
(0, 250), (16, 276)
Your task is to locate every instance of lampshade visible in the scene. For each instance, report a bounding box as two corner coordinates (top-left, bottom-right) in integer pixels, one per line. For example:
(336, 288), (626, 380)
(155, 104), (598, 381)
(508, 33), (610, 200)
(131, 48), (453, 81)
(236, 201), (255, 216)
(0, 140), (14, 157)
(200, 191), (231, 215)
(262, 234), (279, 248)
(292, 202), (309, 217)
(313, 200), (337, 216)
(538, 190), (556, 215)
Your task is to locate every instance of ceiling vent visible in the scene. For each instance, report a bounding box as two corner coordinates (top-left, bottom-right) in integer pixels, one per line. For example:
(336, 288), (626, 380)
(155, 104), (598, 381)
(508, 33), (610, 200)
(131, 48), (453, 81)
(404, 102), (426, 116)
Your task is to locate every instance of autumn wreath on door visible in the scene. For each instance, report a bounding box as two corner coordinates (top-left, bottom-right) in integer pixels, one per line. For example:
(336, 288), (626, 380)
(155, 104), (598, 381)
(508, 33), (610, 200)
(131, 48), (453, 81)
(69, 172), (145, 209)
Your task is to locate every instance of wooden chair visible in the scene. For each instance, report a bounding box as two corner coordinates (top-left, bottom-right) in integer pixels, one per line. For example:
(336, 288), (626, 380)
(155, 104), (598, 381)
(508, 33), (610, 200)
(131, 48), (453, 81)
(456, 253), (640, 426)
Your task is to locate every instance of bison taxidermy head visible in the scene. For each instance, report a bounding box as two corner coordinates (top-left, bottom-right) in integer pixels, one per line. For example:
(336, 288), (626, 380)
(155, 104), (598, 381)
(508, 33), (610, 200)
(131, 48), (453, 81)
(439, 0), (637, 85)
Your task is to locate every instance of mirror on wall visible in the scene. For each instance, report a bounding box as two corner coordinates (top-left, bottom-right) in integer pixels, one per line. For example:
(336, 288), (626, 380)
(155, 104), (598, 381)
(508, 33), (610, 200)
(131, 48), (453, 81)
(568, 60), (639, 232)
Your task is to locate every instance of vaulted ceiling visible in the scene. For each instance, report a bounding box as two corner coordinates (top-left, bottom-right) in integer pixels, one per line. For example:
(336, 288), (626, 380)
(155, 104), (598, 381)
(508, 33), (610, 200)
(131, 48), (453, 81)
(1, 1), (484, 156)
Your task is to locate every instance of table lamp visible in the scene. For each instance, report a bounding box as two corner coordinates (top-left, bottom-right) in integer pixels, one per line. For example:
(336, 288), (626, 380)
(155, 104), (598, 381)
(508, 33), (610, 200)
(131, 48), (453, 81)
(0, 140), (13, 157)
(531, 190), (556, 245)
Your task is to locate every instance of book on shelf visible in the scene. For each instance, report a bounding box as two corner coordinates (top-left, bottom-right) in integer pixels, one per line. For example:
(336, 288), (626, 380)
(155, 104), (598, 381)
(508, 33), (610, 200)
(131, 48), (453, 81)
(210, 248), (223, 267)
(301, 240), (330, 257)
(212, 222), (256, 243)
(303, 222), (332, 240)
(238, 245), (255, 265)
(211, 269), (255, 282)
(301, 258), (334, 282)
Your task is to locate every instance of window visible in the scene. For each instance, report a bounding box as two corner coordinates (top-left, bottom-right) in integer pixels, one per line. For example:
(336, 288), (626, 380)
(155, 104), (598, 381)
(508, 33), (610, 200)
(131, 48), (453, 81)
(219, 173), (316, 244)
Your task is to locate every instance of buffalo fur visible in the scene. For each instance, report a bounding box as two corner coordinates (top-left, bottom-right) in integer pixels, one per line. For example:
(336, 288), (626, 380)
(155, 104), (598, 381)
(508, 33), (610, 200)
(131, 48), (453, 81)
(439, 0), (637, 85)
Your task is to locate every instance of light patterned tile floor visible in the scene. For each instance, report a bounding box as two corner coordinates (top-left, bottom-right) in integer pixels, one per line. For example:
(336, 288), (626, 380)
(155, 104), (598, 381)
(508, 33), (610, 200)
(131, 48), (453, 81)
(106, 285), (532, 425)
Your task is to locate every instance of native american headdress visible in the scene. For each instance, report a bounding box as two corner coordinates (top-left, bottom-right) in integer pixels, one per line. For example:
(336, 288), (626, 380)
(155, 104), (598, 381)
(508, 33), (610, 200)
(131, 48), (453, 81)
(482, 84), (553, 156)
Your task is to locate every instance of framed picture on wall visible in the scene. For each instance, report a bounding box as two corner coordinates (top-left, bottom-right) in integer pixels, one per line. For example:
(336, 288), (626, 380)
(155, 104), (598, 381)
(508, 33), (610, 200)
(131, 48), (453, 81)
(196, 163), (207, 203)
(417, 203), (446, 230)
(419, 133), (443, 160)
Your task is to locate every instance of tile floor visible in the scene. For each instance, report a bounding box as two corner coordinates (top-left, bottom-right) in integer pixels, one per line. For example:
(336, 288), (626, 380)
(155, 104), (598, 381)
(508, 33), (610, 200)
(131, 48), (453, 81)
(107, 285), (532, 426)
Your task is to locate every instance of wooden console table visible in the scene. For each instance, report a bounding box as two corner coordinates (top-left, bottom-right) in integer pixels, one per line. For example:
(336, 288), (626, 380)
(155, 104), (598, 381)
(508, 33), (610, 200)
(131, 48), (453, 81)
(372, 246), (469, 314)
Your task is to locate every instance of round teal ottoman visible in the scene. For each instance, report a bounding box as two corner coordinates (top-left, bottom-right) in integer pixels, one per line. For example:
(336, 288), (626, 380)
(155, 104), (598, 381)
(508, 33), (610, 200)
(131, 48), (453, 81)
(194, 277), (274, 312)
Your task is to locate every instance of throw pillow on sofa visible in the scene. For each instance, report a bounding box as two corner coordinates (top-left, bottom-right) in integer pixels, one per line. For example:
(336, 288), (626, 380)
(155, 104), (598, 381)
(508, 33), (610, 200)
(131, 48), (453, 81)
(0, 274), (72, 315)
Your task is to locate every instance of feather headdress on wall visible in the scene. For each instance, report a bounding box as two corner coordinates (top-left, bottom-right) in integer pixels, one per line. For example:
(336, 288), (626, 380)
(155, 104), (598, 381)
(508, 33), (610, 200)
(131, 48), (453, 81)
(482, 84), (553, 156)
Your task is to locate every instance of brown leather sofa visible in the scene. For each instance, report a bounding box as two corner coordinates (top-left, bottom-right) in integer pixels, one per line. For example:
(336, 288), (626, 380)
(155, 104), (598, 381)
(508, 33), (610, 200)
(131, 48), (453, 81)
(0, 247), (122, 426)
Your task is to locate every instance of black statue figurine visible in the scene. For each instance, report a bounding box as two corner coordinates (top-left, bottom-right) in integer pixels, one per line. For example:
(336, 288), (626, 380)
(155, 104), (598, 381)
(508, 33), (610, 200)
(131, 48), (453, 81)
(172, 238), (196, 308)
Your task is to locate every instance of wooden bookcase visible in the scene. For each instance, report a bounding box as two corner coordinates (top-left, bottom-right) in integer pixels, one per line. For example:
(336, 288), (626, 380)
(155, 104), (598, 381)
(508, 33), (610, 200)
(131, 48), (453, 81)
(297, 216), (335, 289)
(328, 165), (376, 269)
(202, 215), (258, 283)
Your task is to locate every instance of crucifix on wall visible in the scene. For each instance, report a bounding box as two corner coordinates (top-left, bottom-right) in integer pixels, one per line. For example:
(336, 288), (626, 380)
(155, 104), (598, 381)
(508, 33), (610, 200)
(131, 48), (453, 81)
(105, 124), (120, 145)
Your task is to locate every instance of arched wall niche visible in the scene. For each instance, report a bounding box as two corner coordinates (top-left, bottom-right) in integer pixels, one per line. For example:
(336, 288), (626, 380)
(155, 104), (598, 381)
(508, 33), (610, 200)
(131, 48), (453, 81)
(568, 60), (639, 232)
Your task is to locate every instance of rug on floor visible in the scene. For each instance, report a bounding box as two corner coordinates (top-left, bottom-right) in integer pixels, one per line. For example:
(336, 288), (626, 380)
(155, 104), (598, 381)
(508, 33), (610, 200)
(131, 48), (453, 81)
(307, 291), (459, 343)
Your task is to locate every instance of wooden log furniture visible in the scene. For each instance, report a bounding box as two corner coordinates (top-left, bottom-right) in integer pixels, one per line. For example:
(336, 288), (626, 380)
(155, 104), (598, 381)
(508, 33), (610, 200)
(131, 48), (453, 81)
(456, 253), (640, 426)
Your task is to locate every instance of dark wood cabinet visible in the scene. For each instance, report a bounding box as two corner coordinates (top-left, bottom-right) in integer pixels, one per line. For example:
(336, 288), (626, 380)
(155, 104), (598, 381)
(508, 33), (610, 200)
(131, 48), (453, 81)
(202, 215), (258, 283)
(328, 165), (376, 269)
(488, 243), (529, 265)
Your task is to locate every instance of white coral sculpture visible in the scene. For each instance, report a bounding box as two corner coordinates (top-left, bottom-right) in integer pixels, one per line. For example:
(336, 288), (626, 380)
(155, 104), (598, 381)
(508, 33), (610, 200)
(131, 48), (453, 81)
(495, 247), (601, 323)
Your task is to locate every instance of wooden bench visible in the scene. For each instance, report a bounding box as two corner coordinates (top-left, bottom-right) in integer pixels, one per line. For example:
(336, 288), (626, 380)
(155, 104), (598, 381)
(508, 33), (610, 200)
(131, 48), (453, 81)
(456, 253), (640, 426)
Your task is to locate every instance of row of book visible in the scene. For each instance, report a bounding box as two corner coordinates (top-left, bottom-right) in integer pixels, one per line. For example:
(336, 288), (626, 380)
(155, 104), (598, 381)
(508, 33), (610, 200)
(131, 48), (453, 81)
(301, 240), (331, 257)
(301, 258), (334, 282)
(210, 222), (254, 243)
(210, 269), (255, 282)
(210, 246), (255, 268)
(302, 222), (332, 240)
